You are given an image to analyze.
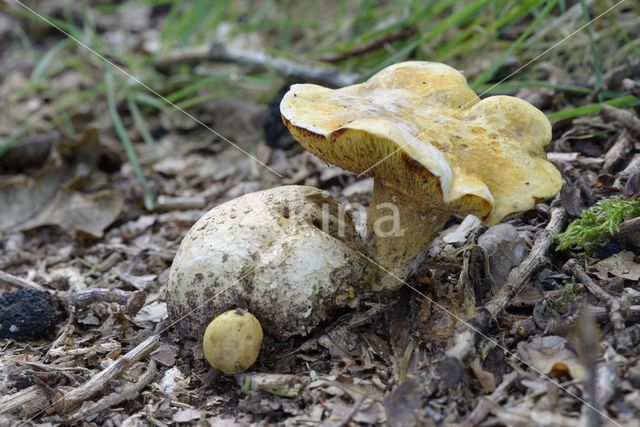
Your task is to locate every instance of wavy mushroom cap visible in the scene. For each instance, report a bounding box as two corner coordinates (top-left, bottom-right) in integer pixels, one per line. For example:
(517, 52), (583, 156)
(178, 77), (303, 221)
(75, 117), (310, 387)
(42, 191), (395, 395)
(281, 61), (561, 225)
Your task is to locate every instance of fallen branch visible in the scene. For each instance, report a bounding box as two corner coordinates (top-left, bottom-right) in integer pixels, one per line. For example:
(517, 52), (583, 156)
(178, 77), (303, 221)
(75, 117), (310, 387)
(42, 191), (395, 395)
(64, 288), (146, 315)
(155, 43), (360, 87)
(72, 360), (156, 420)
(563, 259), (632, 353)
(0, 385), (49, 417)
(590, 305), (640, 319)
(56, 334), (159, 414)
(446, 207), (566, 361)
(0, 269), (47, 292)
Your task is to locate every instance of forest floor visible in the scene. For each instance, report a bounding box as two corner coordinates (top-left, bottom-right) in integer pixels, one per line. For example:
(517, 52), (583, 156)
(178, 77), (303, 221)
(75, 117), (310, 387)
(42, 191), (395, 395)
(1, 1), (640, 426)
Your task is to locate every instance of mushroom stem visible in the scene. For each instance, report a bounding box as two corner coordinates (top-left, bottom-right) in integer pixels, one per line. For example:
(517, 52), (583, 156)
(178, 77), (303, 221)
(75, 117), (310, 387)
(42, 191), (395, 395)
(365, 182), (450, 291)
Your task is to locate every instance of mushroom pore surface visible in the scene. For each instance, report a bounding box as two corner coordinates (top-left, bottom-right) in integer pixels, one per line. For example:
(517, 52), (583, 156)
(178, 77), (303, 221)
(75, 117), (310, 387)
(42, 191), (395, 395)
(166, 185), (367, 341)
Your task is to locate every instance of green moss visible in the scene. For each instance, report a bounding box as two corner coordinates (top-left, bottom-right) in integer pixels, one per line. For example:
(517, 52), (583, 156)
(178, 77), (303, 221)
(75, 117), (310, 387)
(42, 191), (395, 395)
(552, 281), (577, 313)
(557, 197), (640, 255)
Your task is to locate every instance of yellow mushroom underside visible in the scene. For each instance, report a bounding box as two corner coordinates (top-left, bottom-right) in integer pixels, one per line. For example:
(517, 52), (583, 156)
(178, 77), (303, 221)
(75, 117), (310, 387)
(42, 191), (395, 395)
(281, 61), (561, 225)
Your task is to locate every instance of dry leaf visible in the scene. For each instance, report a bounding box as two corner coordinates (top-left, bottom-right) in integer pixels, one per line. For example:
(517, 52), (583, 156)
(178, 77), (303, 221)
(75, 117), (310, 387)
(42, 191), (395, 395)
(133, 301), (167, 326)
(172, 408), (201, 423)
(17, 187), (123, 238)
(593, 251), (640, 281)
(0, 129), (123, 237)
(239, 373), (311, 398)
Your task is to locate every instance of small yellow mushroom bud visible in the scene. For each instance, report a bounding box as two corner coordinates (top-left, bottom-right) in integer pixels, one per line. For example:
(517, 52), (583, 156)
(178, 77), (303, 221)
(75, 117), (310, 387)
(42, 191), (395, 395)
(203, 308), (263, 375)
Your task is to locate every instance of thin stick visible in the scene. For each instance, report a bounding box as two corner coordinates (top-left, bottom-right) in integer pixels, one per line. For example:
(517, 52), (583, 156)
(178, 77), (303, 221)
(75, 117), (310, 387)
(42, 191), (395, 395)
(72, 360), (157, 420)
(0, 269), (47, 292)
(447, 208), (566, 361)
(56, 334), (159, 414)
(155, 43), (360, 88)
(0, 385), (49, 417)
(563, 259), (632, 353)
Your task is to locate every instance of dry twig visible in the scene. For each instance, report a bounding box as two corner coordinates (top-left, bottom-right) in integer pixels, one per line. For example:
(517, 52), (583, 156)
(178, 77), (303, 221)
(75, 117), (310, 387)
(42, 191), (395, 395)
(563, 259), (632, 353)
(56, 334), (159, 414)
(72, 360), (157, 420)
(155, 43), (360, 87)
(0, 385), (50, 418)
(64, 288), (146, 315)
(0, 269), (47, 292)
(447, 207), (566, 361)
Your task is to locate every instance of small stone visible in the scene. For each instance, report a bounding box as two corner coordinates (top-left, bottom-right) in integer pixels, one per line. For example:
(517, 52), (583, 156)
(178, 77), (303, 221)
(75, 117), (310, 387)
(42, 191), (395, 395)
(478, 224), (529, 286)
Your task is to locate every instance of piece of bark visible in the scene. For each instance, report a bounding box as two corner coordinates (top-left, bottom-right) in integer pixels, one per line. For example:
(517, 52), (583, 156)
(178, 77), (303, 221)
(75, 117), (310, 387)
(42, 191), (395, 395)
(72, 360), (156, 420)
(563, 259), (632, 354)
(622, 78), (640, 97)
(624, 172), (640, 196)
(155, 195), (206, 212)
(0, 131), (60, 170)
(547, 152), (604, 170)
(64, 288), (146, 315)
(601, 105), (640, 137)
(0, 385), (49, 417)
(603, 131), (633, 173)
(447, 208), (566, 361)
(155, 43), (360, 88)
(601, 57), (640, 90)
(0, 269), (47, 292)
(616, 216), (640, 237)
(589, 305), (640, 320)
(618, 154), (640, 177)
(56, 334), (159, 414)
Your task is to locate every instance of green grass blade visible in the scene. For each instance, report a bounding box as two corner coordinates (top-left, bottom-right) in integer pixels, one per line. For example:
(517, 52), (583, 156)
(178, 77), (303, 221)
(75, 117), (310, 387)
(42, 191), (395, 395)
(471, 0), (559, 88)
(164, 75), (229, 103)
(133, 92), (168, 111)
(579, 0), (603, 100)
(127, 94), (157, 152)
(364, 0), (492, 80)
(436, 0), (546, 61)
(0, 120), (30, 158)
(30, 39), (71, 82)
(547, 95), (639, 121)
(104, 68), (154, 211)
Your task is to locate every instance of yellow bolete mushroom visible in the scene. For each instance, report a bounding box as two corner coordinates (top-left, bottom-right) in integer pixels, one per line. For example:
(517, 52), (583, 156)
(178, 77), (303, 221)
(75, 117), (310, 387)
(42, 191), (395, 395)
(203, 308), (263, 375)
(281, 61), (562, 290)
